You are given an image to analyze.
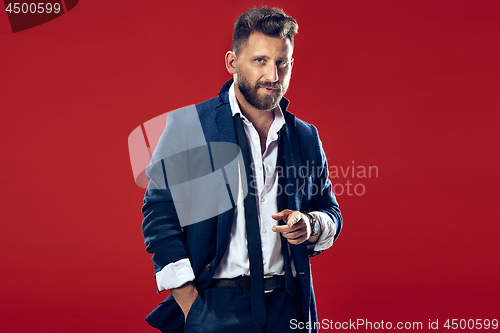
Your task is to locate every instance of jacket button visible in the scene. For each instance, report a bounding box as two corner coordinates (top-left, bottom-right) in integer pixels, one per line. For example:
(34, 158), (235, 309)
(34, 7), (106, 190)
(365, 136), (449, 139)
(205, 264), (212, 272)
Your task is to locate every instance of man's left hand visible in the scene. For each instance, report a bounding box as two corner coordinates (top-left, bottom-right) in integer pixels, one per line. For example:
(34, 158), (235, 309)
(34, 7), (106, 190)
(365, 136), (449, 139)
(271, 209), (320, 245)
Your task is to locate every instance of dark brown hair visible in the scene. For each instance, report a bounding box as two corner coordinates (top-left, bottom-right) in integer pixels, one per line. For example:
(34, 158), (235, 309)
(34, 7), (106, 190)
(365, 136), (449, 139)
(232, 7), (298, 55)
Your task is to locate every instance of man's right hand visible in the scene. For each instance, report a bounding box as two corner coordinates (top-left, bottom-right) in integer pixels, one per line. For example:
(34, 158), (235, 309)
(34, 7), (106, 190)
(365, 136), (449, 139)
(171, 281), (199, 320)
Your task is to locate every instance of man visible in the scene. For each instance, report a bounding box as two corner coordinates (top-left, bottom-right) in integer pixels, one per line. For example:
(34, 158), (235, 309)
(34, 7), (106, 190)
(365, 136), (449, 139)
(142, 7), (342, 333)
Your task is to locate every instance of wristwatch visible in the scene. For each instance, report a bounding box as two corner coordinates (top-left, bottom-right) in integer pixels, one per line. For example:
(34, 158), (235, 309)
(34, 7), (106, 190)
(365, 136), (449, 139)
(305, 213), (320, 237)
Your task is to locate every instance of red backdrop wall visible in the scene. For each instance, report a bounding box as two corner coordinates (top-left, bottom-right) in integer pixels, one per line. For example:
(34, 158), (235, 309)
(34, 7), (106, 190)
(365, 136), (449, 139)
(1, 1), (499, 332)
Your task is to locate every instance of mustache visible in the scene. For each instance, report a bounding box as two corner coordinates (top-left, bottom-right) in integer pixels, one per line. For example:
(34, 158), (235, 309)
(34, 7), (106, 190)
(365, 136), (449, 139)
(256, 81), (281, 89)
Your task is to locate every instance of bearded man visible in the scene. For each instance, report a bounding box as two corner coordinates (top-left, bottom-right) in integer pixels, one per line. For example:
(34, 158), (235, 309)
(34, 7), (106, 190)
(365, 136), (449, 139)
(142, 7), (342, 333)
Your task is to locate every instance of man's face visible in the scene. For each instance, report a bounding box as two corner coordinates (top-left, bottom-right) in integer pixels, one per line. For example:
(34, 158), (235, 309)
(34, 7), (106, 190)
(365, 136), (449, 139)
(235, 31), (293, 111)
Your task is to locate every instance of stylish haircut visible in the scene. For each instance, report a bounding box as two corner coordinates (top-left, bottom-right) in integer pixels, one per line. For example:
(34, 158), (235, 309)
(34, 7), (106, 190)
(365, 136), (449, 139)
(232, 7), (298, 55)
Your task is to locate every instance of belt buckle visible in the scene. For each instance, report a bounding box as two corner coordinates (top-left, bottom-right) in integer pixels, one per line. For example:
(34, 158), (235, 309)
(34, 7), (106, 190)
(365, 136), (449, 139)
(264, 275), (273, 293)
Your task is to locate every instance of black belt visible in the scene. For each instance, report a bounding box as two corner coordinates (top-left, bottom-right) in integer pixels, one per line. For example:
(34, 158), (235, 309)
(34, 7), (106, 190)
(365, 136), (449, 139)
(208, 275), (285, 293)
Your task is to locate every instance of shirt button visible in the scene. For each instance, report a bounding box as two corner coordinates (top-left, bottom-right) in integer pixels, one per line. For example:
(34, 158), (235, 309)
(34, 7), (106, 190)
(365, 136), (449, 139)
(259, 166), (263, 170)
(261, 197), (265, 202)
(263, 260), (267, 265)
(263, 228), (267, 234)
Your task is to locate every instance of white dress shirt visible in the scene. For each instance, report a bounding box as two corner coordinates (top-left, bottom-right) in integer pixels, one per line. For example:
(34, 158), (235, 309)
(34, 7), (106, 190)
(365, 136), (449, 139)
(154, 83), (336, 292)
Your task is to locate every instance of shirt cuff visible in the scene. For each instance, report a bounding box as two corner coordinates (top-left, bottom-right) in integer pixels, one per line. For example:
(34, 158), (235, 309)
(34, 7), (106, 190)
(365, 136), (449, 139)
(155, 258), (195, 292)
(307, 211), (336, 252)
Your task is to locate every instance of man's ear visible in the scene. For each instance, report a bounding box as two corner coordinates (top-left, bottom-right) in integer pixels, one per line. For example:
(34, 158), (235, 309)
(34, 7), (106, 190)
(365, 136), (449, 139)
(225, 51), (237, 75)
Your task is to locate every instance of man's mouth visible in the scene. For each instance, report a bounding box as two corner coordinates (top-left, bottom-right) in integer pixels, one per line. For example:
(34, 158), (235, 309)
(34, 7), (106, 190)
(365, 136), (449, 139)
(259, 86), (279, 93)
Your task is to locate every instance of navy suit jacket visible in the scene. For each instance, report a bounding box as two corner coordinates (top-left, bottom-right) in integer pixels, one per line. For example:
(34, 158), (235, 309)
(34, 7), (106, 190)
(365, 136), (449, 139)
(142, 79), (342, 332)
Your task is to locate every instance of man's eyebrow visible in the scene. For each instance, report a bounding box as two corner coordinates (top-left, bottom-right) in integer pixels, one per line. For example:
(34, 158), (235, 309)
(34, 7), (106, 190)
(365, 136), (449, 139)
(251, 55), (291, 61)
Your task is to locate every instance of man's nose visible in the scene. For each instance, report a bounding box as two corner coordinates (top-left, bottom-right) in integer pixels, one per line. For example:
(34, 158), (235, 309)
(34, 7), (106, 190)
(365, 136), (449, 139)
(264, 63), (279, 82)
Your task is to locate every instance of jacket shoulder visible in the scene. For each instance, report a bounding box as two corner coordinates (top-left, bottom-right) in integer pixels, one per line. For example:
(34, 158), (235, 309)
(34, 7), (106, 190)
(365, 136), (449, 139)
(294, 116), (319, 138)
(195, 95), (225, 114)
(285, 111), (322, 150)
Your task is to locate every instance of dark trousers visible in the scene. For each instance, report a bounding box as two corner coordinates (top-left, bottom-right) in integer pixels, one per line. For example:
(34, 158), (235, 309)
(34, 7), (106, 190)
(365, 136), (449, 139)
(182, 282), (307, 333)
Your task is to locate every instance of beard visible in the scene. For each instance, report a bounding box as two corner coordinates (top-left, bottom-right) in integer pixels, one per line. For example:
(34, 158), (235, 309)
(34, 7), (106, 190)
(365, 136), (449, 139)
(236, 66), (289, 111)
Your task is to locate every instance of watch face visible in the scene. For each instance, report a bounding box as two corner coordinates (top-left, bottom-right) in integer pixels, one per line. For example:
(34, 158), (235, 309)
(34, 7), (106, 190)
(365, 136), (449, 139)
(309, 214), (320, 236)
(313, 221), (320, 235)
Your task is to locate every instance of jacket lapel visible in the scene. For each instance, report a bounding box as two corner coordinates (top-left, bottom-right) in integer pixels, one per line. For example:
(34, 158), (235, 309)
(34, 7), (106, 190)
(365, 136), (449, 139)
(213, 85), (238, 266)
(280, 110), (312, 317)
(280, 112), (303, 212)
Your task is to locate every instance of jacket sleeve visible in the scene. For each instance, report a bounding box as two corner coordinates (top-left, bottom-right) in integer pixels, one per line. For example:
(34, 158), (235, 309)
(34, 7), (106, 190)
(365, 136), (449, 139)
(142, 157), (190, 277)
(301, 124), (343, 257)
(141, 108), (195, 279)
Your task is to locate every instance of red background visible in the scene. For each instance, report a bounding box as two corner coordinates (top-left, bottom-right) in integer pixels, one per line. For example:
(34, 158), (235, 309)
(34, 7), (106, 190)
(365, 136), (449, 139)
(1, 1), (499, 332)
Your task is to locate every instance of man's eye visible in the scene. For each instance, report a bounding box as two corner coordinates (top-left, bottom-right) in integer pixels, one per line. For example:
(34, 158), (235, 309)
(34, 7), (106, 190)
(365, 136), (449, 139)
(255, 58), (264, 63)
(277, 60), (288, 68)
